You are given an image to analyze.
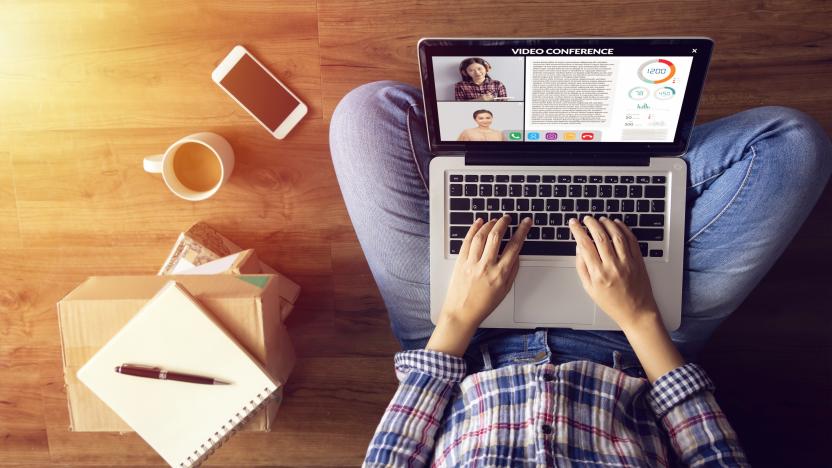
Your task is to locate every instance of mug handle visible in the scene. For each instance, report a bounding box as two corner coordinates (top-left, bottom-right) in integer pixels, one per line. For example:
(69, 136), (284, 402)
(143, 154), (164, 173)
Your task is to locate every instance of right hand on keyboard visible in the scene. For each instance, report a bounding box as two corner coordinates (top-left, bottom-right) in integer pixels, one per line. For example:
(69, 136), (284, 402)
(569, 215), (660, 330)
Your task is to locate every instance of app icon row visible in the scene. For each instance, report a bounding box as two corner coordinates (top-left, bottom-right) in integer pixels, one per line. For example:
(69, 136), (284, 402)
(505, 131), (601, 141)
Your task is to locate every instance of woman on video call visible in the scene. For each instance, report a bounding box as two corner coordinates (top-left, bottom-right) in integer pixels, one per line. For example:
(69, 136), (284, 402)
(454, 57), (508, 101)
(457, 109), (505, 141)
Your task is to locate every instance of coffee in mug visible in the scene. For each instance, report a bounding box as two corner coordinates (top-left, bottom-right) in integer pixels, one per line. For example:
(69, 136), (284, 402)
(144, 132), (234, 201)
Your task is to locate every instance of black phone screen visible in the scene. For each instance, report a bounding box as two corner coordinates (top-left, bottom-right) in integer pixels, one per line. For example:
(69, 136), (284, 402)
(220, 53), (299, 131)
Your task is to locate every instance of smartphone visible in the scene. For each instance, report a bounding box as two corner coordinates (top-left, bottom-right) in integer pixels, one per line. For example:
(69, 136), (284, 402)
(212, 45), (307, 139)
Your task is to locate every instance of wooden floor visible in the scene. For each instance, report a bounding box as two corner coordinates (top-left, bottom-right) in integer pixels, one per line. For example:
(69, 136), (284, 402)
(1, 1), (830, 466)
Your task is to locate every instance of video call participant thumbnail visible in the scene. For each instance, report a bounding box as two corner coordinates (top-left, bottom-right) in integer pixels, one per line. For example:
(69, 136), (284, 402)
(457, 109), (505, 141)
(454, 58), (508, 102)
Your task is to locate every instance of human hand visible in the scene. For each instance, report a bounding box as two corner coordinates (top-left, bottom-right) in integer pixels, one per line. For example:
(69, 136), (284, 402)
(568, 215), (660, 331)
(441, 215), (532, 329)
(481, 92), (494, 101)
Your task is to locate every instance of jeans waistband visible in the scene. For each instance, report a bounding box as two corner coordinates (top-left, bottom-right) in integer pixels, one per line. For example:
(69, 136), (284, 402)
(463, 329), (646, 379)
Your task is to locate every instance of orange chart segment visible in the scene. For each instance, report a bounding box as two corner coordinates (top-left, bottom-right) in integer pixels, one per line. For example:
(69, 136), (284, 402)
(638, 59), (676, 84)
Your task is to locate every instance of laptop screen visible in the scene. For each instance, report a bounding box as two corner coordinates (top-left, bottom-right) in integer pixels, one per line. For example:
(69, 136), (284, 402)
(418, 38), (713, 156)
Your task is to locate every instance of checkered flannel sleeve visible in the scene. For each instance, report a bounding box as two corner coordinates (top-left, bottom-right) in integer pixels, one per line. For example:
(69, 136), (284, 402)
(363, 350), (466, 467)
(496, 81), (507, 98)
(648, 363), (749, 466)
(454, 82), (465, 101)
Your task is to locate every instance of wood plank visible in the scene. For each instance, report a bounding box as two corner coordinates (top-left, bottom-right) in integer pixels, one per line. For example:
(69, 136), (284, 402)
(0, 146), (20, 248)
(41, 355), (395, 466)
(318, 0), (832, 133)
(8, 125), (348, 248)
(0, 358), (50, 464)
(0, 242), (339, 361)
(331, 229), (400, 356)
(0, 1), (322, 133)
(1, 0), (830, 465)
(0, 242), (392, 464)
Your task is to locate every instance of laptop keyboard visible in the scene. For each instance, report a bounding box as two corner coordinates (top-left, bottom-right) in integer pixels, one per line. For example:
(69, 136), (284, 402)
(447, 172), (668, 259)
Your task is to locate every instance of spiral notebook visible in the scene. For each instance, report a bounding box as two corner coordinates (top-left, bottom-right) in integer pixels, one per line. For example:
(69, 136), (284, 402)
(77, 281), (279, 467)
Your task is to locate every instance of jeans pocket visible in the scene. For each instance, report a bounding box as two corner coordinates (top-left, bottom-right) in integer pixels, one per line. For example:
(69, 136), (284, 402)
(614, 350), (647, 379)
(621, 364), (647, 379)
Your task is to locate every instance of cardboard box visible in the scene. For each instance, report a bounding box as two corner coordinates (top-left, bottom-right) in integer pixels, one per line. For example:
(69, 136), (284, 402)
(158, 222), (301, 321)
(58, 275), (295, 432)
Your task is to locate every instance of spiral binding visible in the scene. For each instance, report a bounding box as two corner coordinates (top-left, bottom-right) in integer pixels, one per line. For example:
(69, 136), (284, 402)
(178, 385), (276, 468)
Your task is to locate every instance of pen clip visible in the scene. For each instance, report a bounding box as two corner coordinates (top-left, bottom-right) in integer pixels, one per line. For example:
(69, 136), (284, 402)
(121, 363), (162, 371)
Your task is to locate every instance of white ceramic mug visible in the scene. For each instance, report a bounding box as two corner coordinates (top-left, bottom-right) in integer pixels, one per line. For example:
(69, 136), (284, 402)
(143, 132), (234, 201)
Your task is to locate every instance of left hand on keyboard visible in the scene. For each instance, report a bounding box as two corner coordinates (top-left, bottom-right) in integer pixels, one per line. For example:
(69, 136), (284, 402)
(439, 215), (532, 329)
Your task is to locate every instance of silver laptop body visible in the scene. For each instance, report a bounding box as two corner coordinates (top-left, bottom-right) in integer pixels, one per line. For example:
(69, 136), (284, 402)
(420, 37), (714, 331)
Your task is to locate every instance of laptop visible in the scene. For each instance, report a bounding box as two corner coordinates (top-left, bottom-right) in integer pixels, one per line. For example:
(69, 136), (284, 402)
(419, 37), (714, 330)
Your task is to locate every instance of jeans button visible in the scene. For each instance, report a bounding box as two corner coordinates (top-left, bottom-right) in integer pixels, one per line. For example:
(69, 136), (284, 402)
(543, 373), (554, 382)
(541, 424), (553, 434)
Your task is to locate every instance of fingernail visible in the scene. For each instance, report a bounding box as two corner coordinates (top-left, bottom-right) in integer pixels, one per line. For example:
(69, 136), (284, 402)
(568, 218), (576, 225)
(523, 217), (532, 224)
(599, 216), (607, 221)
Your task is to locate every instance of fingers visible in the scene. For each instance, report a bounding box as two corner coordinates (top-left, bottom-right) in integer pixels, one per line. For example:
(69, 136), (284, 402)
(598, 217), (632, 263)
(507, 250), (521, 282)
(498, 241), (523, 290)
(574, 244), (592, 287)
(568, 217), (601, 273)
(581, 216), (618, 265)
(480, 215), (511, 265)
(614, 218), (642, 260)
(458, 218), (484, 261)
(497, 216), (532, 267)
(466, 218), (498, 264)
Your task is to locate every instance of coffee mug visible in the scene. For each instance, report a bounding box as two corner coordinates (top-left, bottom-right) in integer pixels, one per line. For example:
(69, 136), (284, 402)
(143, 132), (234, 201)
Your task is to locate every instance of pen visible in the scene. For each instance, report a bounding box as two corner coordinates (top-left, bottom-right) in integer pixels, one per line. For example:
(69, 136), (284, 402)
(115, 363), (230, 385)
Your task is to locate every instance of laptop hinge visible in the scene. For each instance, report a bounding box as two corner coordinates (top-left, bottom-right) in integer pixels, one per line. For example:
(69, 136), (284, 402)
(464, 152), (651, 167)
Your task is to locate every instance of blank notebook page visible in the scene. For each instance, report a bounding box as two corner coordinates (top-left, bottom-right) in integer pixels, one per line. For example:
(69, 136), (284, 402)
(77, 281), (278, 467)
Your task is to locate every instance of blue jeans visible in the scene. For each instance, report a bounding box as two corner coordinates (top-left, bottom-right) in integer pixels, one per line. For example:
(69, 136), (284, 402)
(329, 80), (832, 373)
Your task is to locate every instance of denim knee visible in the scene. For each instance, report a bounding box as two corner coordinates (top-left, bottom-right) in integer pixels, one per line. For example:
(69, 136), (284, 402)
(330, 80), (418, 167)
(331, 81), (412, 128)
(745, 106), (832, 182)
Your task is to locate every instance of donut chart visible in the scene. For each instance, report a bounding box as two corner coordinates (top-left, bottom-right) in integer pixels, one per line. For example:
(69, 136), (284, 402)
(629, 86), (649, 100)
(638, 59), (676, 84)
(655, 86), (676, 100)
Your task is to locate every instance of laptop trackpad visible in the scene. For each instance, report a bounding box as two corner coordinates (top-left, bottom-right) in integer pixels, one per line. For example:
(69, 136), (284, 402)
(514, 267), (595, 325)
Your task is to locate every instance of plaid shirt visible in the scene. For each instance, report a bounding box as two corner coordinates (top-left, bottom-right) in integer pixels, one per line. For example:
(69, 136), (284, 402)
(454, 77), (507, 101)
(364, 350), (748, 467)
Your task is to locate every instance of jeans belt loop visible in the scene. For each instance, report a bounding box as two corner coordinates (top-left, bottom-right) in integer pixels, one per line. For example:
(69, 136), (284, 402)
(480, 343), (493, 371)
(612, 350), (623, 370)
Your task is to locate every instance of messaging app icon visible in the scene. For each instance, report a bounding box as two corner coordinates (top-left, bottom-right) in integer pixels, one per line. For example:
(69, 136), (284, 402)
(509, 131), (523, 141)
(564, 132), (577, 141)
(545, 132), (558, 140)
(527, 132), (540, 141)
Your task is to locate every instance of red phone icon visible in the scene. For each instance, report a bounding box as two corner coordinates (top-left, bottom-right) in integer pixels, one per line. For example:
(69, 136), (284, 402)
(581, 132), (594, 141)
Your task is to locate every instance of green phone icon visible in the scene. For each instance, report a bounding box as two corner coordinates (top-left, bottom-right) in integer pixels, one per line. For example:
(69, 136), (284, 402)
(509, 132), (522, 141)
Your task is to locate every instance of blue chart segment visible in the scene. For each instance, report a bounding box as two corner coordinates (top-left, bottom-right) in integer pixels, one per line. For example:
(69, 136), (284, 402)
(655, 87), (675, 100)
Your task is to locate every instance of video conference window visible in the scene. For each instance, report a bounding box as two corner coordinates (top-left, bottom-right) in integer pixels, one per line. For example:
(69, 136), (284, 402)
(433, 54), (693, 143)
(432, 56), (525, 142)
